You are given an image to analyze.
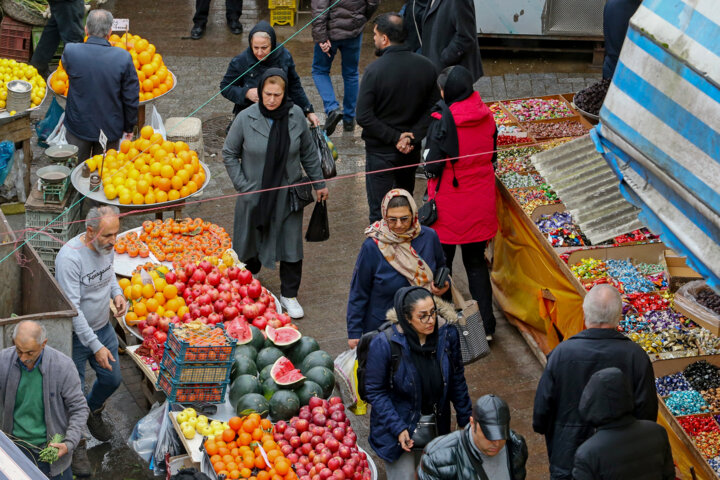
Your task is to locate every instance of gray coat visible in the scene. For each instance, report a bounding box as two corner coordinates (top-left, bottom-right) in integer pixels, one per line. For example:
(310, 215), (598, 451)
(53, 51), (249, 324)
(0, 345), (89, 477)
(222, 103), (325, 267)
(311, 0), (378, 43)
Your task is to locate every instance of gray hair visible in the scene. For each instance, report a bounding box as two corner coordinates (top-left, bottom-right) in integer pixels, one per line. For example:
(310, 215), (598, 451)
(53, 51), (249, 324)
(12, 321), (47, 344)
(583, 284), (623, 327)
(251, 31), (272, 43)
(86, 205), (120, 230)
(86, 9), (113, 38)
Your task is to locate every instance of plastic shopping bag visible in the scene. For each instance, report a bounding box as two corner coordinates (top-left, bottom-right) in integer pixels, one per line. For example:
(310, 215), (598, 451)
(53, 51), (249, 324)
(311, 127), (337, 179)
(0, 141), (14, 186)
(333, 349), (367, 414)
(46, 113), (68, 147)
(127, 401), (165, 462)
(305, 200), (330, 242)
(152, 402), (182, 476)
(149, 105), (167, 140)
(36, 97), (64, 147)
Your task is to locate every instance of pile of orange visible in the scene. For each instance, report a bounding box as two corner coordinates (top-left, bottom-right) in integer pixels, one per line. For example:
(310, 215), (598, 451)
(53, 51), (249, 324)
(119, 266), (187, 325)
(205, 414), (298, 480)
(50, 32), (173, 101)
(114, 217), (231, 266)
(84, 125), (205, 205)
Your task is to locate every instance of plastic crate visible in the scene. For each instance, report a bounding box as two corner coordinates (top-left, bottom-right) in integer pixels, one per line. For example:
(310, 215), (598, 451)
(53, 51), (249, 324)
(34, 246), (60, 274)
(270, 7), (295, 26)
(25, 203), (83, 231)
(157, 369), (228, 403)
(160, 350), (232, 384)
(269, 0), (296, 9)
(166, 324), (236, 363)
(25, 223), (82, 250)
(0, 17), (32, 62)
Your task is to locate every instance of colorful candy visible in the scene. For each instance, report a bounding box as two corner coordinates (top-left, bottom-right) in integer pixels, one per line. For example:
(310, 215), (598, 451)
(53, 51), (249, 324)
(523, 120), (587, 139)
(503, 98), (575, 122)
(664, 390), (709, 416)
(655, 372), (691, 396)
(678, 415), (720, 437)
(684, 361), (720, 391)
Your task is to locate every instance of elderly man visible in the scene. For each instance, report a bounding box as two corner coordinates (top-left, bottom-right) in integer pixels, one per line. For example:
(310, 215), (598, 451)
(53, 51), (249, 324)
(0, 321), (89, 479)
(533, 284), (658, 479)
(62, 9), (139, 162)
(418, 394), (528, 479)
(55, 205), (126, 474)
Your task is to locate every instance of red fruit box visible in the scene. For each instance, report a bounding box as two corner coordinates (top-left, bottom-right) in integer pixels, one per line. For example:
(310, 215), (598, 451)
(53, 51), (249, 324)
(157, 369), (228, 403)
(166, 324), (236, 363)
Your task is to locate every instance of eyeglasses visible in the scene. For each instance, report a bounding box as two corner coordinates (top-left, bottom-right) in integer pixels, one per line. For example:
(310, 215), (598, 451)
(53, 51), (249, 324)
(415, 309), (437, 323)
(386, 216), (412, 225)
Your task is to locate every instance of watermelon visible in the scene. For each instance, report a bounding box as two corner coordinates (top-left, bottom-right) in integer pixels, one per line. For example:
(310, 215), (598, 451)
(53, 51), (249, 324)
(256, 347), (284, 371)
(248, 325), (265, 351)
(226, 319), (253, 344)
(262, 377), (280, 400)
(287, 337), (320, 365)
(230, 355), (258, 382)
(270, 356), (305, 388)
(294, 380), (323, 406)
(234, 344), (258, 363)
(236, 393), (269, 418)
(300, 350), (334, 374)
(259, 364), (274, 383)
(305, 366), (335, 398)
(265, 326), (301, 348)
(263, 336), (273, 349)
(230, 375), (262, 407)
(269, 390), (300, 421)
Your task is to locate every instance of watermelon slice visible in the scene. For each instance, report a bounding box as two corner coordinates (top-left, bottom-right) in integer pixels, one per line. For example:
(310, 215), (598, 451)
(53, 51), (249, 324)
(226, 319), (253, 344)
(270, 356), (306, 388)
(266, 325), (302, 348)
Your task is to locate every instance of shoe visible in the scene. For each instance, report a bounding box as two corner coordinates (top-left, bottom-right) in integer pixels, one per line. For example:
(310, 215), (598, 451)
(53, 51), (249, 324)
(280, 296), (304, 319)
(72, 438), (91, 477)
(342, 119), (355, 132)
(324, 108), (342, 136)
(190, 25), (205, 40)
(87, 407), (112, 442)
(486, 335), (493, 342)
(228, 20), (243, 35)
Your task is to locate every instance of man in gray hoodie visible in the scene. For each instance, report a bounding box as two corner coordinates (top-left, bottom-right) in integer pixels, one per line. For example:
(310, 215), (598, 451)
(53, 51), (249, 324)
(0, 321), (89, 479)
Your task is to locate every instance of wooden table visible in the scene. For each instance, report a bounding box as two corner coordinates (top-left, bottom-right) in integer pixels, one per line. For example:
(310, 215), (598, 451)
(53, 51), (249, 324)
(126, 344), (165, 409)
(0, 112), (33, 195)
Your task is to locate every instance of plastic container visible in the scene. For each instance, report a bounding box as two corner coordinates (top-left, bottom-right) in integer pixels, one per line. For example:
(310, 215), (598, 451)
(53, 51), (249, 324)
(270, 8), (295, 26)
(160, 350), (232, 384)
(0, 16), (32, 62)
(156, 370), (228, 403)
(268, 0), (296, 9)
(166, 324), (236, 363)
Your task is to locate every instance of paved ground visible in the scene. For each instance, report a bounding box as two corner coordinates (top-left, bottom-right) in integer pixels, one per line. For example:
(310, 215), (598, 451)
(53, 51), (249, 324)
(4, 0), (603, 477)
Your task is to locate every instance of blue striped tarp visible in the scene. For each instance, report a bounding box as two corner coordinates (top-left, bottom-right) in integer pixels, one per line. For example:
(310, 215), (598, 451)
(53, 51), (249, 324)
(0, 430), (46, 480)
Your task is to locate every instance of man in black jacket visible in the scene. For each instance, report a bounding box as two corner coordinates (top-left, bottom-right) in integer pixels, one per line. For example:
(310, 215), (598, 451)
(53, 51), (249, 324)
(418, 394), (528, 479)
(573, 367), (674, 480)
(533, 284), (658, 480)
(356, 12), (438, 223)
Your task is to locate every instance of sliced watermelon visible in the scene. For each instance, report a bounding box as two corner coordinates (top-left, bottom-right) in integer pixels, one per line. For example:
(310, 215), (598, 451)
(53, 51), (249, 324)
(226, 318), (253, 344)
(270, 356), (306, 388)
(265, 325), (302, 348)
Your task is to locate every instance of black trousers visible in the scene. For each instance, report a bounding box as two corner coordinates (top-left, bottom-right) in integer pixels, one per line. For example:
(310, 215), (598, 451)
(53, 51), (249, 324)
(442, 241), (496, 335)
(66, 131), (120, 166)
(193, 0), (243, 26)
(30, 0), (84, 77)
(365, 149), (419, 223)
(244, 257), (302, 298)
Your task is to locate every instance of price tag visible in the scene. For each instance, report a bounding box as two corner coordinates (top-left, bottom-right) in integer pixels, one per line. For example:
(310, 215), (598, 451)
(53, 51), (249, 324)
(99, 129), (107, 151)
(112, 18), (129, 31)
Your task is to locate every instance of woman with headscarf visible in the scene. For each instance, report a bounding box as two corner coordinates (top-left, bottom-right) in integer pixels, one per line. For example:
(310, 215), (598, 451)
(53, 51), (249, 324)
(222, 68), (329, 319)
(423, 65), (498, 340)
(364, 286), (472, 478)
(220, 21), (319, 126)
(346, 189), (449, 348)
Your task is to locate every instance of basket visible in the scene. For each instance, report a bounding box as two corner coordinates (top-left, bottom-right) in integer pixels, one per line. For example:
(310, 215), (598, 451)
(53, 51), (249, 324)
(166, 324), (236, 363)
(157, 369), (228, 403)
(270, 7), (295, 26)
(269, 0), (296, 9)
(160, 350), (232, 384)
(0, 16), (33, 61)
(1, 0), (47, 26)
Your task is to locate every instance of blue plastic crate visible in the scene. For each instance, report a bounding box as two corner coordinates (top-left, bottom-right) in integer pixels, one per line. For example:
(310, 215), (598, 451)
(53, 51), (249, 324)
(160, 350), (231, 384)
(156, 369), (228, 404)
(166, 323), (236, 363)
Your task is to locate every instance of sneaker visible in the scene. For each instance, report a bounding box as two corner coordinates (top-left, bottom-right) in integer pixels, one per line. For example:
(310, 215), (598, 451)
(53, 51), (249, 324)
(324, 108), (342, 136)
(87, 408), (112, 442)
(280, 296), (304, 319)
(342, 119), (355, 132)
(72, 438), (91, 477)
(190, 24), (205, 40)
(486, 334), (493, 342)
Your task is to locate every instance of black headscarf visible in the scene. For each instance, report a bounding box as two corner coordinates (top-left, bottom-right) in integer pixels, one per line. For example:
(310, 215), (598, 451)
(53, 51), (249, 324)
(247, 21), (281, 65)
(394, 287), (443, 414)
(253, 68), (295, 232)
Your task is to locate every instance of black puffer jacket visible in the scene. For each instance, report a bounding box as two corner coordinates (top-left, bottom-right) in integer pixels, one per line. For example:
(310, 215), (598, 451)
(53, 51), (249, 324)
(417, 425), (528, 480)
(572, 367), (674, 480)
(311, 0), (378, 43)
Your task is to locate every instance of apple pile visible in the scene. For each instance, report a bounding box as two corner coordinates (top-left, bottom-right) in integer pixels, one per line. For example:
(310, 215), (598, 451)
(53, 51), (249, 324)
(273, 397), (372, 480)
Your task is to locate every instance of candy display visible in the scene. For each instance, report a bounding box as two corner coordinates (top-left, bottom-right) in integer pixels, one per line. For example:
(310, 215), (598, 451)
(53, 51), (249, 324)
(497, 124), (525, 135)
(499, 172), (537, 188)
(503, 98), (575, 121)
(702, 388), (720, 411)
(522, 120), (587, 139)
(570, 258), (607, 280)
(628, 331), (697, 356)
(489, 103), (512, 124)
(605, 260), (657, 294)
(685, 361), (720, 391)
(665, 390), (709, 416)
(697, 288), (720, 315)
(497, 135), (534, 146)
(656, 372), (691, 396)
(695, 431), (720, 459)
(574, 79), (611, 116)
(509, 187), (561, 214)
(679, 415), (720, 436)
(535, 211), (587, 247)
(613, 228), (660, 245)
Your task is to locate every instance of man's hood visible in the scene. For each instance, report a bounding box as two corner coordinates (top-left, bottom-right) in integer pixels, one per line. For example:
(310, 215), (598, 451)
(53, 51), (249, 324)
(579, 367), (635, 427)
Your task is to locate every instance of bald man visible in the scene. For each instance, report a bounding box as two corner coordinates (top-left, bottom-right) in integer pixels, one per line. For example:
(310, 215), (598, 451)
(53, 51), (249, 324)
(532, 285), (658, 479)
(0, 321), (89, 480)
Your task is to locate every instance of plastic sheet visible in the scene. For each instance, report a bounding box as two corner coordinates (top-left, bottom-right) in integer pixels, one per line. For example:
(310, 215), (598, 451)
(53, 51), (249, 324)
(127, 401), (165, 462)
(675, 280), (720, 331)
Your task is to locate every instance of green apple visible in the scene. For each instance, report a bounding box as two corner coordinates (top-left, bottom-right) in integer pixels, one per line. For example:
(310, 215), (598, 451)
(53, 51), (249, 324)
(177, 411), (189, 423)
(182, 424), (195, 439)
(200, 425), (214, 437)
(184, 407), (197, 418)
(210, 420), (223, 429)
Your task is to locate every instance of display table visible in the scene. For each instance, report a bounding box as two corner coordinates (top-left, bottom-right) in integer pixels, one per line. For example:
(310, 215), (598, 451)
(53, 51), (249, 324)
(126, 344), (165, 409)
(0, 112), (33, 196)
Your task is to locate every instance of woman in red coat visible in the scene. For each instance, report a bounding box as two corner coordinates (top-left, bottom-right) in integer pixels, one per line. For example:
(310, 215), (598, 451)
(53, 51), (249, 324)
(424, 65), (498, 338)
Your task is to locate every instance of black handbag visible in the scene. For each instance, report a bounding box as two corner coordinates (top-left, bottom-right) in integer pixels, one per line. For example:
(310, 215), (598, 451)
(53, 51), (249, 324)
(289, 176), (314, 212)
(418, 180), (440, 226)
(305, 200), (330, 242)
(411, 412), (438, 451)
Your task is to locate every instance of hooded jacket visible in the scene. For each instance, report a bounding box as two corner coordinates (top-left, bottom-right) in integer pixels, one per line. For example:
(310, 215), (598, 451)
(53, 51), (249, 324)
(363, 297), (472, 462)
(572, 367), (674, 480)
(220, 21), (314, 115)
(311, 0), (378, 43)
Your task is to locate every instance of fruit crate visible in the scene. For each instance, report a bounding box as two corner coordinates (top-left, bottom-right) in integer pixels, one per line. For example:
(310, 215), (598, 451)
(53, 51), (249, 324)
(34, 246), (61, 275)
(25, 224), (82, 251)
(157, 369), (228, 403)
(25, 190), (83, 231)
(270, 7), (295, 26)
(268, 0), (296, 9)
(160, 350), (232, 384)
(0, 17), (32, 62)
(166, 324), (236, 363)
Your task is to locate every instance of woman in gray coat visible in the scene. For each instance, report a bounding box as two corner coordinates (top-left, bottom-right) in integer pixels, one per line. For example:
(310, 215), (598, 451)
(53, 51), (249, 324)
(223, 68), (329, 319)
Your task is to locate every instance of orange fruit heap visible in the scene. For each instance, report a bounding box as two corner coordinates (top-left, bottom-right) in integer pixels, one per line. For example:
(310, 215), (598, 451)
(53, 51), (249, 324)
(119, 266), (188, 324)
(84, 125), (206, 205)
(50, 32), (173, 101)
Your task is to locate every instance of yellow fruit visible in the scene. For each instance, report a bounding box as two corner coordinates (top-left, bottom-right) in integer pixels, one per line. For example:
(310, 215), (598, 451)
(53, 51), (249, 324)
(153, 292), (166, 306)
(118, 191), (132, 205)
(160, 164), (174, 179)
(123, 285), (133, 299)
(168, 189), (180, 201)
(130, 284), (143, 299)
(104, 185), (118, 200)
(132, 192), (145, 205)
(119, 278), (131, 290)
(141, 283), (155, 299)
(136, 179), (150, 195)
(154, 277), (167, 292)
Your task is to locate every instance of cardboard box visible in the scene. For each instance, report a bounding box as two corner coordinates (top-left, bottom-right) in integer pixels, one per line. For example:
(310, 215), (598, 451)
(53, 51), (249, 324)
(566, 242), (667, 266)
(664, 250), (704, 292)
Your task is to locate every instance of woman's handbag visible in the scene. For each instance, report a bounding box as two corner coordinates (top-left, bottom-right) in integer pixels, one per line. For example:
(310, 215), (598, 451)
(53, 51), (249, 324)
(449, 285), (490, 364)
(418, 179), (440, 226)
(289, 176), (314, 212)
(411, 413), (438, 451)
(305, 201), (330, 242)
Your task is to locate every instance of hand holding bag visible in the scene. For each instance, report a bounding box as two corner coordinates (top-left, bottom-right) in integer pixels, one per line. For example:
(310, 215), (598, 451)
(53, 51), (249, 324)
(449, 284), (490, 364)
(289, 176), (314, 212)
(305, 200), (330, 242)
(411, 411), (438, 451)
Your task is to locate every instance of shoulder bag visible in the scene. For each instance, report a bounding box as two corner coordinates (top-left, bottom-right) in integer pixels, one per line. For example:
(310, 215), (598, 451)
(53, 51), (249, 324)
(448, 284), (490, 364)
(418, 179), (440, 226)
(412, 408), (439, 451)
(289, 176), (314, 212)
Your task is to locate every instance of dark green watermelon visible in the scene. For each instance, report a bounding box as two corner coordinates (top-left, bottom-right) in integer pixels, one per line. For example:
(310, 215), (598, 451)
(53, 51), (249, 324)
(256, 347), (284, 371)
(262, 377), (280, 400)
(248, 325), (265, 351)
(294, 380), (323, 406)
(269, 390), (300, 421)
(259, 364), (274, 383)
(263, 336), (273, 349)
(300, 350), (333, 374)
(234, 345), (258, 363)
(229, 375), (262, 407)
(230, 355), (258, 382)
(305, 366), (335, 398)
(287, 337), (320, 365)
(236, 393), (269, 418)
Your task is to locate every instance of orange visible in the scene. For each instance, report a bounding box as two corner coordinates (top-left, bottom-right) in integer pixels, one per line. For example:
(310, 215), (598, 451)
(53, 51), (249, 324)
(132, 192), (145, 205)
(150, 75), (160, 88)
(141, 63), (155, 78)
(253, 455), (266, 470)
(163, 284), (178, 299)
(125, 311), (138, 324)
(141, 283), (155, 299)
(213, 462), (226, 473)
(133, 301), (147, 317)
(137, 70), (146, 83)
(160, 164), (174, 179)
(155, 190), (169, 202)
(142, 78), (153, 92)
(149, 161), (162, 176)
(161, 140), (175, 153)
(138, 50), (152, 65)
(120, 140), (132, 154)
(119, 278), (131, 290)
(186, 180), (198, 194)
(229, 417), (243, 432)
(251, 428), (263, 441)
(165, 298), (180, 314)
(168, 189), (180, 201)
(239, 468), (252, 479)
(170, 157), (184, 172)
(179, 186), (190, 198)
(130, 284), (142, 299)
(136, 179), (150, 195)
(274, 459), (290, 476)
(140, 125), (154, 139)
(135, 38), (149, 52)
(222, 428), (236, 443)
(153, 291), (166, 306)
(150, 132), (164, 145)
(171, 175), (183, 191)
(145, 297), (159, 312)
(237, 432), (252, 446)
(144, 191), (156, 204)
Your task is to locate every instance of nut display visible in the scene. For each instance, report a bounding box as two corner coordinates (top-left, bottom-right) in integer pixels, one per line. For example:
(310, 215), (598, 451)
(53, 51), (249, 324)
(522, 121), (587, 139)
(697, 288), (720, 315)
(574, 79), (611, 116)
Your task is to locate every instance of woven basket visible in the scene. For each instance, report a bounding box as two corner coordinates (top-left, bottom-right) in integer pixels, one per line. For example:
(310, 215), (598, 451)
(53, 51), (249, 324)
(1, 0), (47, 26)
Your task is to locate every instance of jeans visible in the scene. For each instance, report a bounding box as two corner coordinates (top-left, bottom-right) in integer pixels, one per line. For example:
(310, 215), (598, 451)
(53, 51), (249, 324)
(243, 257), (303, 298)
(383, 451), (422, 479)
(442, 241), (496, 335)
(29, 0), (84, 77)
(66, 131), (120, 166)
(193, 0), (243, 26)
(14, 441), (73, 480)
(72, 323), (123, 412)
(365, 149), (419, 223)
(311, 34), (362, 121)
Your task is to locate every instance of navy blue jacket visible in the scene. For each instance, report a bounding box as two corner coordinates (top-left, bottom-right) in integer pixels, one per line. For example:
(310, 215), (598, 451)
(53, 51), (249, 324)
(602, 0), (641, 79)
(346, 226), (446, 339)
(364, 319), (472, 463)
(62, 36), (139, 142)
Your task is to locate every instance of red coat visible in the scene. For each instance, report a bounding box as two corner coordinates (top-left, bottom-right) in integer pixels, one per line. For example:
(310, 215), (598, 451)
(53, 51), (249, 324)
(428, 92), (497, 244)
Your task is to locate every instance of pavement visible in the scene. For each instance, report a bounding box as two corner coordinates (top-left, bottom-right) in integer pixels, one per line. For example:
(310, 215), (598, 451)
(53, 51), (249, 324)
(4, 0), (603, 478)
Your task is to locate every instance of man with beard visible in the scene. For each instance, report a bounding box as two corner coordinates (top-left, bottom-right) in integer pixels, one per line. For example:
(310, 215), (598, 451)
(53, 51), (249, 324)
(356, 12), (438, 222)
(55, 205), (126, 476)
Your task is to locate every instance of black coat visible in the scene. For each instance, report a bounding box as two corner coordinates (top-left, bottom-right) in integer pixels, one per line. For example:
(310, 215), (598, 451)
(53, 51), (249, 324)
(572, 368), (674, 480)
(420, 0), (483, 81)
(417, 425), (528, 480)
(356, 45), (438, 152)
(532, 328), (658, 480)
(602, 0), (642, 79)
